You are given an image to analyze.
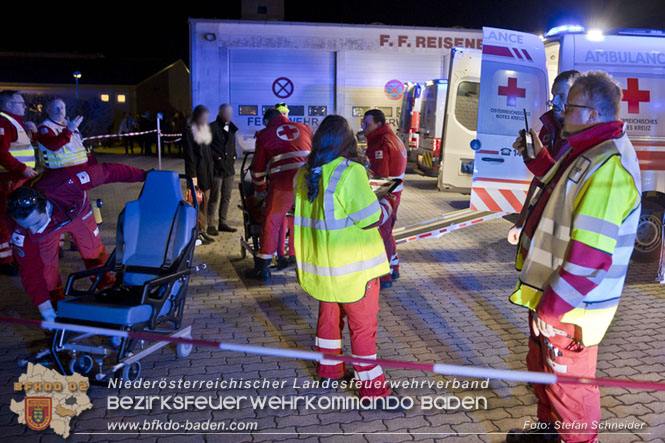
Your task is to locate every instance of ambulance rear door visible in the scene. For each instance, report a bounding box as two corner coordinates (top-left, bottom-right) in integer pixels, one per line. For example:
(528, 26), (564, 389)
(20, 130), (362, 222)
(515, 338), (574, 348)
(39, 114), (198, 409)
(469, 27), (549, 213)
(437, 47), (481, 192)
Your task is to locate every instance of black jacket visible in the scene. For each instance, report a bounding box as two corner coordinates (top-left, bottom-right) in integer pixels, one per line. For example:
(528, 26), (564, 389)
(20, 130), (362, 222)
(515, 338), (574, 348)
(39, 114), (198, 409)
(210, 118), (238, 177)
(183, 125), (215, 191)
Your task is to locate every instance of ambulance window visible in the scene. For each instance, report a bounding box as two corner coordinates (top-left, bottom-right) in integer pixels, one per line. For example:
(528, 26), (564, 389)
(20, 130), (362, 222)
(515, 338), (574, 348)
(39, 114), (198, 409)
(308, 106), (327, 116)
(377, 107), (393, 117)
(238, 105), (258, 116)
(455, 82), (480, 131)
(352, 107), (370, 117)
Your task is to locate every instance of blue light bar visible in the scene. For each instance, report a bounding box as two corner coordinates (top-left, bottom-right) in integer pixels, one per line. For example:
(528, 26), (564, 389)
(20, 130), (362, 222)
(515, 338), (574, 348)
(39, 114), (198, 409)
(545, 24), (585, 37)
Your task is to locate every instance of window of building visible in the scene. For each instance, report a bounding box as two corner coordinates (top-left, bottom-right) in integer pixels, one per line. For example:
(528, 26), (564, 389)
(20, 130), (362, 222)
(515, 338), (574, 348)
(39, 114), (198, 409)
(117, 94), (126, 103)
(101, 94), (110, 102)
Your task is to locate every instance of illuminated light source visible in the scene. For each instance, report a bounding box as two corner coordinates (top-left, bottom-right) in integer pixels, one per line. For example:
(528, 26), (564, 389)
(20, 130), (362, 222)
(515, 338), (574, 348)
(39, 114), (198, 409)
(586, 29), (605, 41)
(117, 94), (126, 103)
(538, 34), (545, 41)
(545, 24), (585, 37)
(101, 94), (110, 102)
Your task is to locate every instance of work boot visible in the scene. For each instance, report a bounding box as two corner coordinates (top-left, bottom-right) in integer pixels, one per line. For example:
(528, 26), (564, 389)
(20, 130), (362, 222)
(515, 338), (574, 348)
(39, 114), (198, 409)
(218, 223), (237, 233)
(380, 280), (393, 289)
(276, 256), (289, 270)
(288, 256), (296, 266)
(391, 272), (400, 281)
(0, 262), (19, 276)
(506, 422), (557, 442)
(206, 226), (219, 236)
(245, 258), (271, 281)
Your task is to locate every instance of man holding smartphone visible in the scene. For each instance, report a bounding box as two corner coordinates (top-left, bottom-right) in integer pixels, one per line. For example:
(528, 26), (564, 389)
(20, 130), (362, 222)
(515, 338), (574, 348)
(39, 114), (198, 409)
(507, 70), (581, 245)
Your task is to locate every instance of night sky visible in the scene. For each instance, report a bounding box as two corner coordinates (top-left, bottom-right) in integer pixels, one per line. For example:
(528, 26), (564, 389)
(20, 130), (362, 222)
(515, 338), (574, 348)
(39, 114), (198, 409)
(1, 0), (664, 82)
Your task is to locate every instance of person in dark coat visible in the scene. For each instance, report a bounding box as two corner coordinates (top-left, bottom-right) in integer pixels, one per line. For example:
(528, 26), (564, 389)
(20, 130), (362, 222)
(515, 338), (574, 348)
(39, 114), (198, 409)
(183, 105), (215, 244)
(208, 104), (238, 235)
(138, 112), (154, 156)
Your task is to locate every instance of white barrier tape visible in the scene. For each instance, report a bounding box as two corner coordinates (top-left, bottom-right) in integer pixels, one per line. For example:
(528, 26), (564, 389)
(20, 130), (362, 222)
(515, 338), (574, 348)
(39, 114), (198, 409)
(83, 130), (158, 141)
(2, 316), (665, 391)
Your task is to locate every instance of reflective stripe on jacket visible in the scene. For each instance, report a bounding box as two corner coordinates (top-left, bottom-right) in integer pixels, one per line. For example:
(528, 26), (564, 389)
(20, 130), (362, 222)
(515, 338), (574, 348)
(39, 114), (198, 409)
(294, 157), (390, 303)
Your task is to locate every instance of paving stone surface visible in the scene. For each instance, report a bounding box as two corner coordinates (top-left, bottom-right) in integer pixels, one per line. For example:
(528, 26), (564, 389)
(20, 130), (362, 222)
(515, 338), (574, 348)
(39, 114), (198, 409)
(1, 154), (663, 442)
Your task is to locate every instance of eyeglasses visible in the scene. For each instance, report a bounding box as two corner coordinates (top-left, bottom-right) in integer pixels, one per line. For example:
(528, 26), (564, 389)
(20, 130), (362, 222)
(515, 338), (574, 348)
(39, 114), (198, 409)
(564, 103), (595, 113)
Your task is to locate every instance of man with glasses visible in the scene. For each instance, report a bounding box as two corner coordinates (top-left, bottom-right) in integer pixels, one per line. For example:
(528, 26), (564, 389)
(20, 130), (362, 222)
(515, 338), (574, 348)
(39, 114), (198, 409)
(5, 162), (146, 323)
(507, 71), (641, 442)
(0, 90), (39, 275)
(507, 70), (580, 246)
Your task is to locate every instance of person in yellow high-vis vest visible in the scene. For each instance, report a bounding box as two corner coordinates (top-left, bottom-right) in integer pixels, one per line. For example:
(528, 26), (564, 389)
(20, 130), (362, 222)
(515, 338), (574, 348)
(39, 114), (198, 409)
(37, 98), (88, 174)
(0, 90), (38, 275)
(506, 72), (641, 443)
(293, 115), (396, 400)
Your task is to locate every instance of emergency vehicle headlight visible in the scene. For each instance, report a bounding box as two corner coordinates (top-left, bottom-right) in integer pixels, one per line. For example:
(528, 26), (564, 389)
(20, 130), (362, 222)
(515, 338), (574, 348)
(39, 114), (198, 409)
(545, 24), (585, 37)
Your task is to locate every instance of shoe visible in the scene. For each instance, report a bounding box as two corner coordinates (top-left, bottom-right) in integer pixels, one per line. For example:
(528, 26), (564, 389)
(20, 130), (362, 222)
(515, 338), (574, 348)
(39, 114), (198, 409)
(506, 422), (557, 442)
(391, 272), (400, 281)
(200, 231), (215, 243)
(288, 256), (296, 266)
(218, 223), (237, 233)
(244, 258), (271, 281)
(380, 281), (392, 289)
(197, 234), (212, 245)
(0, 262), (19, 276)
(276, 256), (289, 270)
(206, 226), (219, 236)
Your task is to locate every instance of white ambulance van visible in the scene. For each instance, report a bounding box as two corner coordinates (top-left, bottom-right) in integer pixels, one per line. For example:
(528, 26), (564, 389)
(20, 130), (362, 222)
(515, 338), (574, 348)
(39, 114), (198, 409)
(436, 47), (481, 192)
(397, 82), (423, 160)
(415, 79), (448, 176)
(470, 26), (665, 261)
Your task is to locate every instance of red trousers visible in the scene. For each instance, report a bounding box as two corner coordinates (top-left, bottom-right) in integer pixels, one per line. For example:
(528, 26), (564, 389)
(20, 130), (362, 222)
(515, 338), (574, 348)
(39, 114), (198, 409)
(378, 192), (401, 283)
(258, 186), (293, 260)
(526, 311), (600, 443)
(277, 214), (294, 257)
(0, 173), (27, 264)
(315, 278), (391, 398)
(40, 208), (113, 305)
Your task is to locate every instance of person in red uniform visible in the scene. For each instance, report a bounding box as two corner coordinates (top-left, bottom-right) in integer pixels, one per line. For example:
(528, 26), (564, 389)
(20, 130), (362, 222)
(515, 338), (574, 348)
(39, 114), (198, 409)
(5, 162), (146, 322)
(362, 109), (407, 289)
(37, 98), (89, 175)
(507, 70), (580, 245)
(0, 90), (39, 275)
(246, 107), (312, 280)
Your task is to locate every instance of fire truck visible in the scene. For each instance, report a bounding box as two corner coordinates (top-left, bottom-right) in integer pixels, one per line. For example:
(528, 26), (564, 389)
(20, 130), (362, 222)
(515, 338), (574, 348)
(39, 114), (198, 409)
(469, 26), (665, 262)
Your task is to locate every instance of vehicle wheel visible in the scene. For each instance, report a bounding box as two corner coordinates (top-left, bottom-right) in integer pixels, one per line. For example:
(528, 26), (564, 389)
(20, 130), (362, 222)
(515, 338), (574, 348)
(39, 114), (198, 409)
(122, 362), (141, 382)
(633, 200), (664, 262)
(69, 354), (94, 375)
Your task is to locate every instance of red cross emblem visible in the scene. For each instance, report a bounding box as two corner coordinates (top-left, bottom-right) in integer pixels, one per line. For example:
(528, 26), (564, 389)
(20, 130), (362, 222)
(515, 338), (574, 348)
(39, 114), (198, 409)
(622, 78), (650, 114)
(277, 124), (300, 141)
(498, 77), (526, 107)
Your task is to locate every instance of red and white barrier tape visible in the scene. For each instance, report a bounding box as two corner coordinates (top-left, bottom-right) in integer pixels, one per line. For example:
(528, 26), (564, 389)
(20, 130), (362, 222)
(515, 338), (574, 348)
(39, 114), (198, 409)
(83, 131), (182, 142)
(394, 211), (509, 246)
(2, 316), (664, 391)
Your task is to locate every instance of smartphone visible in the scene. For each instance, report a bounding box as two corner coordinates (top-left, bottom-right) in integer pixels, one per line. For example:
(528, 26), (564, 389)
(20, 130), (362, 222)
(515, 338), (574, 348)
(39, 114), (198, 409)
(522, 108), (536, 161)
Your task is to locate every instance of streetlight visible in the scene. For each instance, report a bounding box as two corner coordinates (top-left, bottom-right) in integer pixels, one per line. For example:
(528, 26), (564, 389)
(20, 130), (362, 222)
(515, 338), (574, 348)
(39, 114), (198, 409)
(73, 71), (82, 98)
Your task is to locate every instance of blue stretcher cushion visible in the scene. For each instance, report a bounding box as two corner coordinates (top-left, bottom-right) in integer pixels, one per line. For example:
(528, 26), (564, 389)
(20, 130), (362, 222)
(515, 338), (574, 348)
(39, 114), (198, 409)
(57, 291), (172, 325)
(121, 171), (196, 286)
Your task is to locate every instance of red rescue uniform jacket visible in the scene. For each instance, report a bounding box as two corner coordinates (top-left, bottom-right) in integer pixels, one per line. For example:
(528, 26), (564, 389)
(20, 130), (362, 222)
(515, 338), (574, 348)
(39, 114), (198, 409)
(7, 163), (146, 307)
(251, 116), (312, 192)
(0, 111), (40, 176)
(365, 124), (407, 193)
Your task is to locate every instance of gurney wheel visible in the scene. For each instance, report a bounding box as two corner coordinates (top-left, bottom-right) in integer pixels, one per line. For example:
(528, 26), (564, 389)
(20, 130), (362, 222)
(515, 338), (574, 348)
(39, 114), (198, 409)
(122, 362), (141, 382)
(69, 354), (94, 375)
(177, 342), (193, 358)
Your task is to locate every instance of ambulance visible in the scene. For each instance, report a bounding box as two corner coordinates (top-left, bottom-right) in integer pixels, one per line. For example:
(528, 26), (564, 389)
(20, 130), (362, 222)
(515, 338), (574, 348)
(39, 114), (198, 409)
(436, 47), (481, 191)
(415, 80), (448, 176)
(470, 26), (665, 261)
(397, 82), (423, 159)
